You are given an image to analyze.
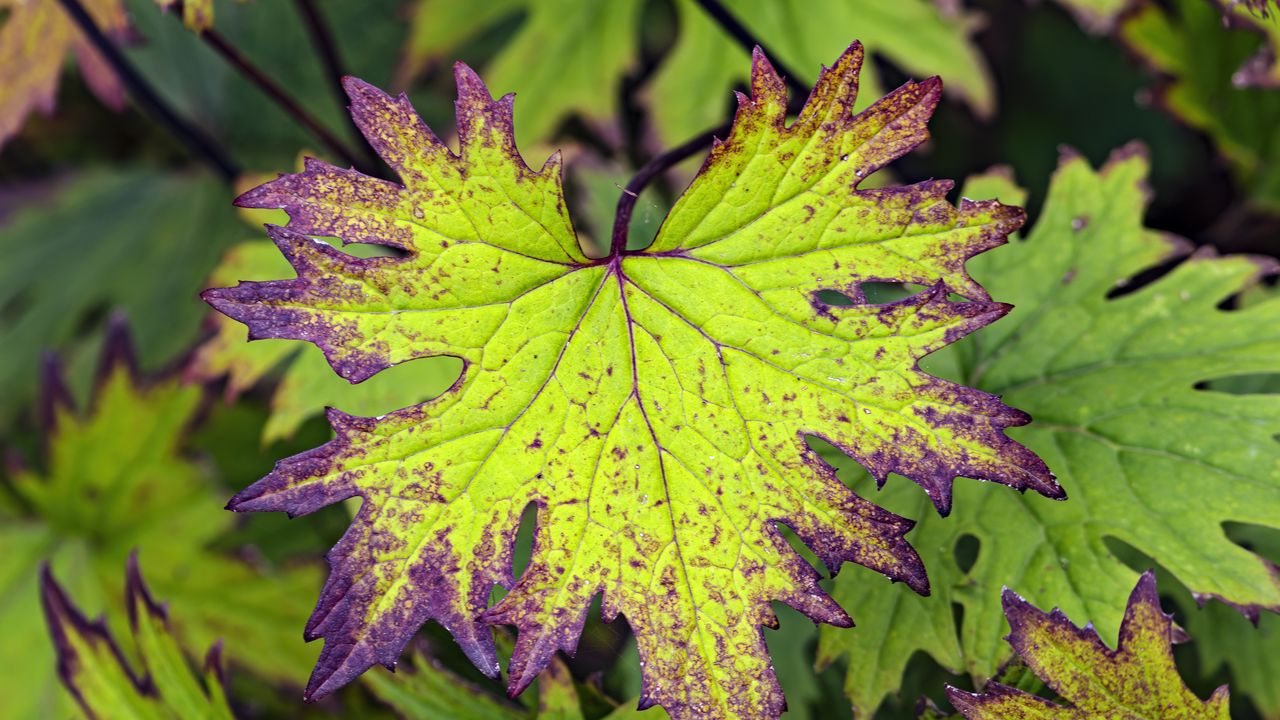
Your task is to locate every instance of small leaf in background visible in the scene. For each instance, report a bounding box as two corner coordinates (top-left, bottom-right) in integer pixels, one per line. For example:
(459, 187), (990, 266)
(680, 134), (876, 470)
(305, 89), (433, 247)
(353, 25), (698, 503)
(1121, 0), (1280, 210)
(0, 169), (246, 431)
(648, 0), (994, 145)
(0, 0), (127, 148)
(187, 241), (461, 442)
(42, 555), (236, 719)
(818, 146), (1280, 716)
(205, 44), (1058, 719)
(1, 323), (320, 718)
(155, 0), (214, 32)
(946, 572), (1229, 719)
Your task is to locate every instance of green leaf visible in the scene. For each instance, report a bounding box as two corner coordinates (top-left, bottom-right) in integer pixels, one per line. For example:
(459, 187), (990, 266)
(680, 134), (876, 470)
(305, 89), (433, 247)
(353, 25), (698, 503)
(1183, 600), (1279, 720)
(400, 0), (641, 148)
(0, 0), (126, 147)
(206, 45), (1057, 719)
(2, 324), (321, 718)
(398, 0), (992, 147)
(819, 147), (1280, 715)
(0, 169), (245, 431)
(649, 0), (994, 145)
(365, 643), (586, 720)
(946, 572), (1230, 719)
(188, 241), (461, 442)
(41, 556), (236, 719)
(1120, 0), (1280, 210)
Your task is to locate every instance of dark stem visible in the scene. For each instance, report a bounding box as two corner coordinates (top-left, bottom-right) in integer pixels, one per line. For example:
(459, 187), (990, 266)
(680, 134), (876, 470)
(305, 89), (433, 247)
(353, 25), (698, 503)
(291, 0), (381, 171)
(692, 0), (812, 98)
(55, 0), (239, 181)
(172, 8), (371, 174)
(609, 0), (813, 257)
(610, 122), (728, 256)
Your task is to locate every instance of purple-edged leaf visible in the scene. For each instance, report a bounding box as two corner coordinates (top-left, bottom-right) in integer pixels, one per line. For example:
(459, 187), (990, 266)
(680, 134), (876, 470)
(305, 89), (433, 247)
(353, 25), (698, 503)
(208, 44), (1056, 719)
(41, 555), (235, 719)
(947, 572), (1230, 719)
(4, 320), (320, 717)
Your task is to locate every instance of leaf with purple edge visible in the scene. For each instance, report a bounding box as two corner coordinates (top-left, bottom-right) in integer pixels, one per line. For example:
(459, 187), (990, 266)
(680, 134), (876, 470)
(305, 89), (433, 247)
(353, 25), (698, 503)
(946, 571), (1230, 719)
(188, 240), (462, 442)
(2, 320), (321, 717)
(1120, 0), (1280, 210)
(0, 0), (128, 149)
(41, 555), (236, 719)
(818, 146), (1280, 716)
(207, 44), (1057, 719)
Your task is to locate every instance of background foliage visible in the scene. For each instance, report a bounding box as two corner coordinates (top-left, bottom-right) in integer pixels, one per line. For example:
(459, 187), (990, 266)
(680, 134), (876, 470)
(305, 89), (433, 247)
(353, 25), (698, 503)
(1, 0), (1276, 718)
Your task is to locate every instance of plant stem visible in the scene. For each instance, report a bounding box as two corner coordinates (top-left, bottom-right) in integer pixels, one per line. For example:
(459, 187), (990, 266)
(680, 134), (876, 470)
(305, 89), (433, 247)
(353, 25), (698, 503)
(55, 0), (239, 181)
(291, 0), (381, 171)
(692, 0), (811, 98)
(166, 2), (371, 174)
(610, 122), (728, 256)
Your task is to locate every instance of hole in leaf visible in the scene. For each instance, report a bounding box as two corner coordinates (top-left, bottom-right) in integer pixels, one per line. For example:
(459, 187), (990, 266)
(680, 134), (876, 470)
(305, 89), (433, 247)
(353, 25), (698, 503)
(954, 533), (980, 574)
(1195, 373), (1280, 395)
(815, 289), (856, 306)
(1102, 536), (1157, 575)
(1104, 255), (1182, 300)
(1223, 521), (1280, 558)
(508, 502), (539, 585)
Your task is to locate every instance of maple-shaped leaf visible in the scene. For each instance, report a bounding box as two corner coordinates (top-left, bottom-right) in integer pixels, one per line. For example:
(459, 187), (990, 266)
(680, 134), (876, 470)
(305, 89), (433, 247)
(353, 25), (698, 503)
(206, 45), (1057, 719)
(41, 555), (236, 719)
(817, 146), (1280, 716)
(1121, 0), (1280, 210)
(946, 572), (1230, 719)
(0, 0), (127, 148)
(398, 0), (992, 147)
(2, 320), (320, 718)
(188, 241), (461, 442)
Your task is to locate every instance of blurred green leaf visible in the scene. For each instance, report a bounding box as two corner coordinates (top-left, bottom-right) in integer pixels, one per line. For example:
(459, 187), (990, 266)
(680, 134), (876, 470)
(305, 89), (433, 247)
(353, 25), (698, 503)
(2, 332), (320, 718)
(400, 0), (641, 148)
(0, 168), (243, 431)
(1121, 0), (1280, 210)
(650, 0), (994, 145)
(41, 556), (236, 719)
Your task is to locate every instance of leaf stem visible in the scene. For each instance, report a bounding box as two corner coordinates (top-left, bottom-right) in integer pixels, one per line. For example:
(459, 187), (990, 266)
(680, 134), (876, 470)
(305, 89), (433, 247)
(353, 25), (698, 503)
(54, 0), (239, 181)
(290, 0), (382, 171)
(610, 122), (728, 256)
(168, 1), (372, 174)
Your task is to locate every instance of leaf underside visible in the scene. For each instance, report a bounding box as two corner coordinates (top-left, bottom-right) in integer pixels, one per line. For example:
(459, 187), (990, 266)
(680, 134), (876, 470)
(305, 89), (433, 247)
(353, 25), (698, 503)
(207, 44), (1057, 719)
(947, 572), (1230, 719)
